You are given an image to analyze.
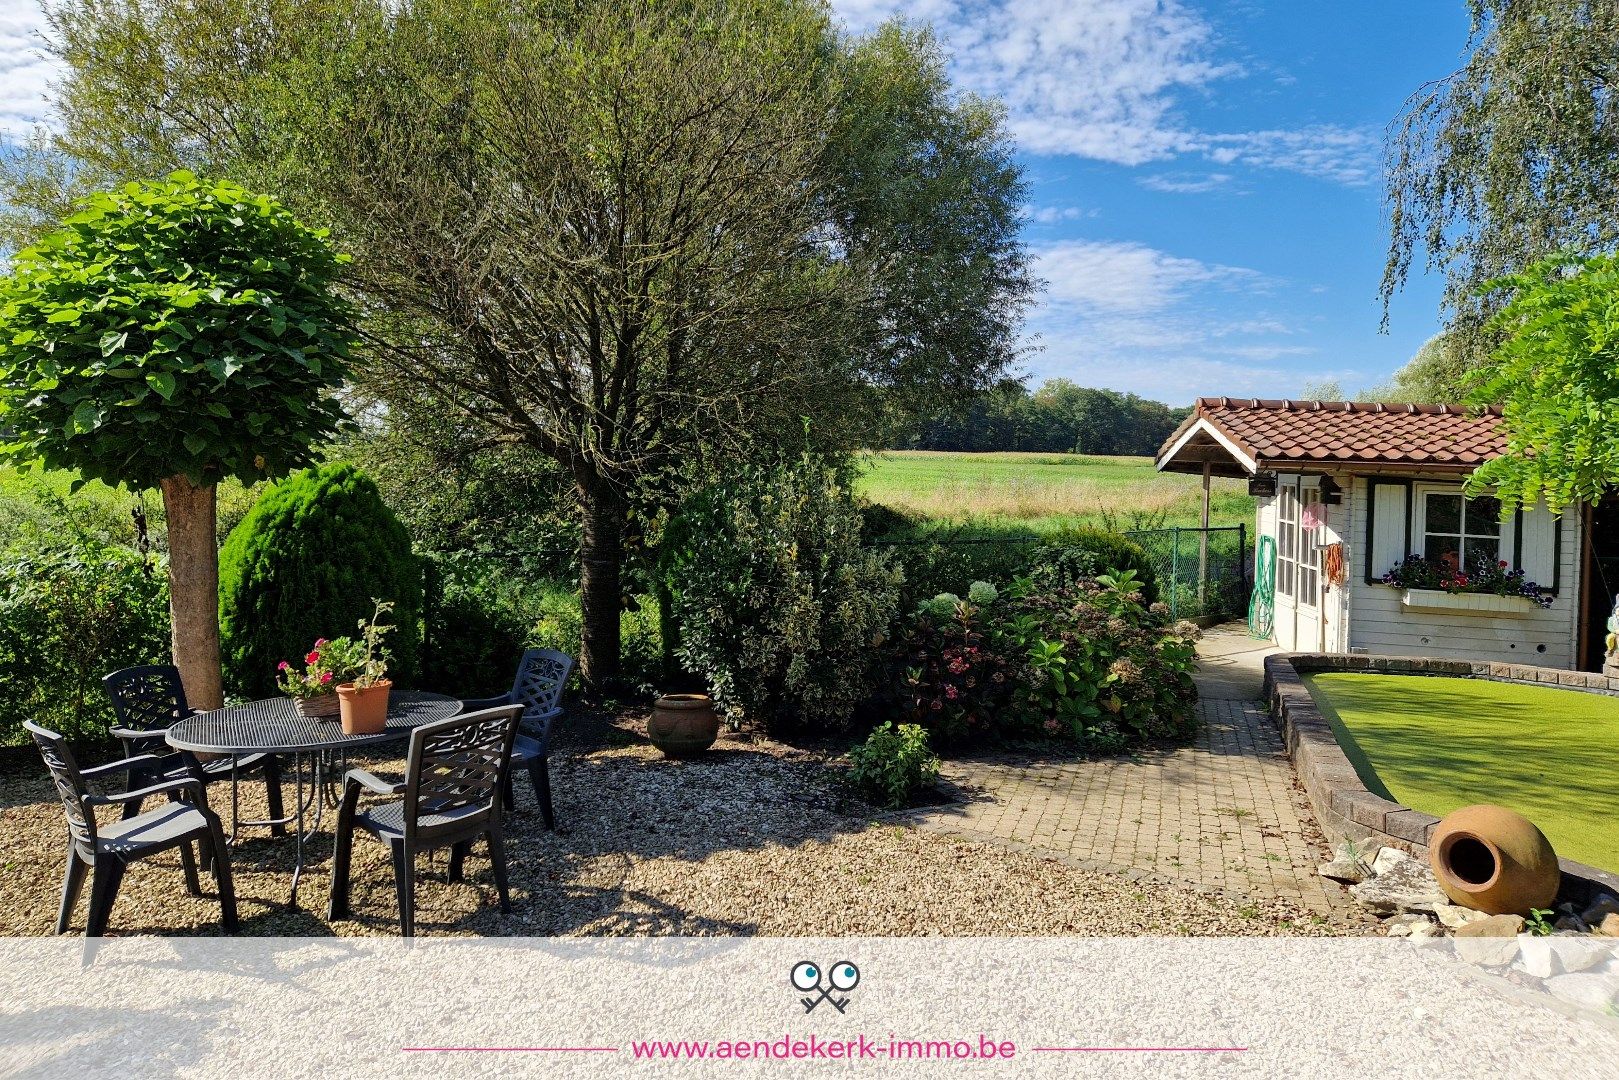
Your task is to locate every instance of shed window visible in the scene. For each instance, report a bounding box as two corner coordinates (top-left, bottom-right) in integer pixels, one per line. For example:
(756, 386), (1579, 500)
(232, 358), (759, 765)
(1421, 492), (1502, 571)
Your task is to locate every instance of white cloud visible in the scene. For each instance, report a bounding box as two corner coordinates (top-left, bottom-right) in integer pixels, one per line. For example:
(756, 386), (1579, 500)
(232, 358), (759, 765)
(831, 0), (1379, 185)
(1214, 318), (1294, 337)
(1017, 240), (1340, 401)
(0, 3), (53, 136)
(1024, 204), (1095, 223)
(1138, 171), (1236, 194)
(1036, 239), (1264, 315)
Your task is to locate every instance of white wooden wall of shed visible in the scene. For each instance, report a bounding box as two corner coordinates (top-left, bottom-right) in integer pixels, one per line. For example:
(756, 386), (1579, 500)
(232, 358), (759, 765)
(1343, 475), (1581, 669)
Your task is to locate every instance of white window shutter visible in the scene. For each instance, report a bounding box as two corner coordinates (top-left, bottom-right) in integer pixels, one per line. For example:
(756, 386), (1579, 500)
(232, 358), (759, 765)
(1516, 503), (1558, 589)
(1366, 481), (1408, 583)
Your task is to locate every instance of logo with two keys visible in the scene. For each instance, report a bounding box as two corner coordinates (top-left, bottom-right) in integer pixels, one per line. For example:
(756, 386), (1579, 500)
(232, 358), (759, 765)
(791, 960), (860, 1013)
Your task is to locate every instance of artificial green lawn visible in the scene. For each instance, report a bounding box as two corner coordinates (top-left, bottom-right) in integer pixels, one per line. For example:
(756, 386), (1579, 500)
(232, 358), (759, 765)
(1303, 672), (1619, 873)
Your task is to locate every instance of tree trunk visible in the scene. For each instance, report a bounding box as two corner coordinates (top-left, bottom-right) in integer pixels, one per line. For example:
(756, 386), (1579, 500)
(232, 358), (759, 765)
(159, 474), (224, 710)
(578, 480), (623, 687)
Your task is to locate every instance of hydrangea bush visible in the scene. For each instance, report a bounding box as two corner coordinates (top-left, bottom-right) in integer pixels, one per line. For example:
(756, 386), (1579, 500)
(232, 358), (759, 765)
(887, 570), (1200, 751)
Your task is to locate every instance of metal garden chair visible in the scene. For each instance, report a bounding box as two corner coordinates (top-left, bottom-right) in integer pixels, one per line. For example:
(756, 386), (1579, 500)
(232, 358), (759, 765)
(326, 704), (523, 937)
(460, 648), (574, 829)
(26, 720), (237, 937)
(103, 664), (286, 836)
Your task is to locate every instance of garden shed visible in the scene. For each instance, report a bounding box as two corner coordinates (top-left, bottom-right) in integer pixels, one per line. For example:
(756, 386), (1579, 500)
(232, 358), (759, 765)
(1155, 398), (1613, 671)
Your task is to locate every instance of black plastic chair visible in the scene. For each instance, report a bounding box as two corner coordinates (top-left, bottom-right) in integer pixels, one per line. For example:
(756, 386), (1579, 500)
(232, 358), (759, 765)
(327, 704), (523, 937)
(103, 664), (285, 835)
(26, 720), (237, 937)
(461, 648), (574, 829)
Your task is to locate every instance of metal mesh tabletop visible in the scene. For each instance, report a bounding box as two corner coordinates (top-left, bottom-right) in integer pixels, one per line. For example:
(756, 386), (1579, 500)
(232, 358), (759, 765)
(166, 693), (461, 755)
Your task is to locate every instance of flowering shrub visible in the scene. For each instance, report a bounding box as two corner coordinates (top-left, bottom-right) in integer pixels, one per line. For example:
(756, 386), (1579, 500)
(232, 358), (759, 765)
(1380, 552), (1552, 608)
(885, 570), (1199, 751)
(890, 589), (1017, 744)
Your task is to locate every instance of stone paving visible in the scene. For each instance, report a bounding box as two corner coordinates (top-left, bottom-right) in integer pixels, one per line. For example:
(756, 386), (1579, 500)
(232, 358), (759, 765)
(909, 624), (1359, 916)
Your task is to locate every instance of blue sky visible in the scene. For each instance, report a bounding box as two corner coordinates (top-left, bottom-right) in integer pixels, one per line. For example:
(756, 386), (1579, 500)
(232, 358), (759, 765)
(832, 0), (1472, 403)
(1, 0), (1470, 404)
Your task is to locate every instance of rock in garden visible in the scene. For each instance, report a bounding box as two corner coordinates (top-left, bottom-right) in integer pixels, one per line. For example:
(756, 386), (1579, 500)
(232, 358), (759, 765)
(1385, 913), (1434, 938)
(1551, 938), (1610, 974)
(1371, 846), (1413, 877)
(1454, 913), (1525, 937)
(1519, 937), (1559, 979)
(1350, 856), (1448, 915)
(1545, 972), (1619, 1011)
(1597, 912), (1619, 938)
(1434, 903), (1487, 929)
(1453, 915), (1524, 967)
(1553, 915), (1589, 934)
(1581, 895), (1619, 925)
(1314, 854), (1366, 880)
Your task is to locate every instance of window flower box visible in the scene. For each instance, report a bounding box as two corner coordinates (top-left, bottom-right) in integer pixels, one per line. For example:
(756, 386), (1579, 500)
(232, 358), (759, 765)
(1400, 589), (1539, 618)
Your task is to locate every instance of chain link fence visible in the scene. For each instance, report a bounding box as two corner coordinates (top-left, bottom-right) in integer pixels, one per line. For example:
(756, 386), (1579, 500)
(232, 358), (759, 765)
(1122, 525), (1251, 622)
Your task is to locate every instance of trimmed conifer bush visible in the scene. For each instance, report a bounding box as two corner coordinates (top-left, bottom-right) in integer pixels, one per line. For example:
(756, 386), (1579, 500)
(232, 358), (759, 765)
(220, 463), (421, 697)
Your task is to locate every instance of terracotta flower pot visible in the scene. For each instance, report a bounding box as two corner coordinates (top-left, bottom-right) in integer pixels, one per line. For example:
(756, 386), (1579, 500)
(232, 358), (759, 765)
(336, 679), (392, 736)
(1429, 804), (1560, 915)
(294, 692), (340, 719)
(647, 694), (720, 758)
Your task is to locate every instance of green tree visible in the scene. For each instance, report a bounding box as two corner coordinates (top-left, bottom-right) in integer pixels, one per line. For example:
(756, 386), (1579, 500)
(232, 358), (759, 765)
(1466, 253), (1619, 512)
(219, 462), (420, 697)
(14, 0), (1031, 686)
(1382, 0), (1619, 376)
(1385, 332), (1473, 403)
(0, 172), (352, 706)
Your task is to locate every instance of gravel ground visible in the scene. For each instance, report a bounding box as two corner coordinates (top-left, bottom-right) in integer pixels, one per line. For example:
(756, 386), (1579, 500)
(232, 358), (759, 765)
(0, 710), (1367, 938)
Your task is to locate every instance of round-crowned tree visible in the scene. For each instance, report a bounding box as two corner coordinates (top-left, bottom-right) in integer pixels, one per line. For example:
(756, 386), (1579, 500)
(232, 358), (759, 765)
(220, 462), (421, 698)
(0, 172), (353, 707)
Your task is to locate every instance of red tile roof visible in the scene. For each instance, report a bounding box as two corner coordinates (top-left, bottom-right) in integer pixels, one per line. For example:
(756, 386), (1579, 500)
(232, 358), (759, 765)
(1157, 398), (1506, 476)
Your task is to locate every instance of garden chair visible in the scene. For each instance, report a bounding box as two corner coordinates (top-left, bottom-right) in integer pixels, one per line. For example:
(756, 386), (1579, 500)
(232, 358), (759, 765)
(326, 704), (523, 937)
(103, 664), (285, 836)
(26, 720), (237, 937)
(460, 648), (574, 829)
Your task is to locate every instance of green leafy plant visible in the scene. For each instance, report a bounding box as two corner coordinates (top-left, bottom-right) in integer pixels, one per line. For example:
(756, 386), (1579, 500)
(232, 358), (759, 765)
(667, 454), (902, 730)
(0, 171), (354, 707)
(0, 539), (169, 743)
(1524, 907), (1556, 937)
(344, 599), (396, 688)
(847, 722), (940, 808)
(219, 463), (420, 698)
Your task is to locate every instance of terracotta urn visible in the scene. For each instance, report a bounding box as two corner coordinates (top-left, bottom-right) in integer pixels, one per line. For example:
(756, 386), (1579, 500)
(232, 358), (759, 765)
(647, 694), (720, 758)
(336, 679), (392, 735)
(1428, 804), (1560, 915)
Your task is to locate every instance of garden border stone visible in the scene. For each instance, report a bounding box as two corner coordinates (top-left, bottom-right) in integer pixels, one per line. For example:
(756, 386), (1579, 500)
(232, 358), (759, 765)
(1264, 652), (1619, 908)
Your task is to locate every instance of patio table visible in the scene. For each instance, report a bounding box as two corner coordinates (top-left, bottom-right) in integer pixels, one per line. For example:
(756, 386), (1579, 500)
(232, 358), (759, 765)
(166, 692), (460, 907)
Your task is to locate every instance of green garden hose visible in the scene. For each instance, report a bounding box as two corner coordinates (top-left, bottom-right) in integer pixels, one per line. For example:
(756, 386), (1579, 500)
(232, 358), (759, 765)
(1249, 534), (1276, 639)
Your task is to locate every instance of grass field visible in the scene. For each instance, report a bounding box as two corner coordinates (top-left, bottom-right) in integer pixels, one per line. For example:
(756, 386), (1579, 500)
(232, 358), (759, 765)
(857, 450), (1253, 532)
(1304, 673), (1619, 873)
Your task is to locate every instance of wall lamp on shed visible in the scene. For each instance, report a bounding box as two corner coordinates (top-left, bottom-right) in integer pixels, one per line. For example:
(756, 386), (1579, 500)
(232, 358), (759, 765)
(1317, 476), (1342, 505)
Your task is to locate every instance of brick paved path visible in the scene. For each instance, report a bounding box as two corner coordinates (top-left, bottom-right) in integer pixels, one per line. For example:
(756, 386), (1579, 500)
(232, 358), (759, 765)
(909, 626), (1357, 915)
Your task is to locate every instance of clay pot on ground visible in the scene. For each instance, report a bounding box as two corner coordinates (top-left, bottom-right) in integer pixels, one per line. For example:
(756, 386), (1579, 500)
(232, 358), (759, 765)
(647, 694), (720, 758)
(1429, 803), (1560, 915)
(294, 692), (341, 719)
(336, 679), (392, 735)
